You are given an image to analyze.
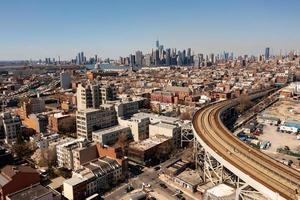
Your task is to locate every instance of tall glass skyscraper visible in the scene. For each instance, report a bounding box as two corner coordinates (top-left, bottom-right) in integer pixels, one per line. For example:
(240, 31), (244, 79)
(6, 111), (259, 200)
(265, 47), (270, 60)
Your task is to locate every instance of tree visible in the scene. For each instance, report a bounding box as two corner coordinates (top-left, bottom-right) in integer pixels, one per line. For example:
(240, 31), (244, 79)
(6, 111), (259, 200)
(236, 94), (253, 113)
(59, 117), (76, 136)
(38, 147), (57, 168)
(115, 132), (129, 148)
(12, 141), (32, 158)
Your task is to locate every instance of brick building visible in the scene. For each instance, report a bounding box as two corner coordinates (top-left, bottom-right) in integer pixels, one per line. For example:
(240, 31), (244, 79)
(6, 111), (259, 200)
(0, 165), (40, 200)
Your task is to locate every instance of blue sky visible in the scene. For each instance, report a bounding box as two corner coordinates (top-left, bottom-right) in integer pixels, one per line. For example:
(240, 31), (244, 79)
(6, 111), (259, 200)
(1, 0), (300, 60)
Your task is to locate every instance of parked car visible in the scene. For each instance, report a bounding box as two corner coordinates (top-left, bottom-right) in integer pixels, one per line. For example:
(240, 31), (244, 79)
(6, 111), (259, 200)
(175, 189), (183, 194)
(126, 185), (134, 193)
(176, 194), (185, 200)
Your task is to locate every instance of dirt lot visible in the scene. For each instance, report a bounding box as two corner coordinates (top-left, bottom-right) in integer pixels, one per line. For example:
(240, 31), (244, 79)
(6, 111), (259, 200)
(258, 124), (300, 153)
(265, 100), (300, 121)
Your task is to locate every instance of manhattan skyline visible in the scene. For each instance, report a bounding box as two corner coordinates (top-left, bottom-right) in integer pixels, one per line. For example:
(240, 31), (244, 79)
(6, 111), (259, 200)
(1, 0), (300, 60)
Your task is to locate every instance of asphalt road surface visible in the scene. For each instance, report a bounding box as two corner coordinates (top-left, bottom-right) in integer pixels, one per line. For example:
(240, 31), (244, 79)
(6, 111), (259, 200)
(105, 150), (191, 200)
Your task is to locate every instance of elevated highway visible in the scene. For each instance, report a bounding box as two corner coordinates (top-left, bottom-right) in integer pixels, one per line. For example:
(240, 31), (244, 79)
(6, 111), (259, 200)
(192, 92), (300, 200)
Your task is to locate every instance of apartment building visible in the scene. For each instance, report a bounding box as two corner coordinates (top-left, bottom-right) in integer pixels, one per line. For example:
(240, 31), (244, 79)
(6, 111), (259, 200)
(18, 98), (45, 120)
(149, 122), (181, 148)
(115, 99), (139, 118)
(1, 113), (21, 144)
(56, 138), (98, 170)
(76, 82), (117, 110)
(100, 84), (117, 104)
(92, 125), (131, 145)
(22, 113), (48, 133)
(77, 83), (102, 110)
(118, 115), (150, 141)
(48, 113), (75, 133)
(127, 135), (172, 166)
(63, 156), (122, 199)
(60, 71), (72, 90)
(76, 105), (117, 140)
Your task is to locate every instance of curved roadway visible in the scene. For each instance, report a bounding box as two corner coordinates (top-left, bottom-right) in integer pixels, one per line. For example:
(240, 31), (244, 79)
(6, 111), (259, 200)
(192, 99), (300, 200)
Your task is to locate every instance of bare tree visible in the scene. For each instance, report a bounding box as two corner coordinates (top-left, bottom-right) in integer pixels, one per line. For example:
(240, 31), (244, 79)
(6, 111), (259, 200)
(38, 147), (57, 167)
(236, 94), (253, 113)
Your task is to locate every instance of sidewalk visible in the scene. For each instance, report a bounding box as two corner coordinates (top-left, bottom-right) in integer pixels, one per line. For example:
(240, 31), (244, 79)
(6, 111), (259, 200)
(159, 174), (203, 200)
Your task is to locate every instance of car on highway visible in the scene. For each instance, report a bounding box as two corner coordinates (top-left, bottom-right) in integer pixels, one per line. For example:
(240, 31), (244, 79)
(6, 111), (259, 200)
(159, 183), (167, 189)
(176, 194), (185, 200)
(126, 185), (134, 193)
(142, 183), (151, 188)
(175, 189), (183, 194)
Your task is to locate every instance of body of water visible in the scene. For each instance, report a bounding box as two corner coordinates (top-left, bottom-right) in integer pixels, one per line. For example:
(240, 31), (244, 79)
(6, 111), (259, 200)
(85, 63), (130, 71)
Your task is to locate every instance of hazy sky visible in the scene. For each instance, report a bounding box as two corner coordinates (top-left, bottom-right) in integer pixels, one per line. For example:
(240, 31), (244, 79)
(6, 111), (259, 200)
(1, 0), (300, 60)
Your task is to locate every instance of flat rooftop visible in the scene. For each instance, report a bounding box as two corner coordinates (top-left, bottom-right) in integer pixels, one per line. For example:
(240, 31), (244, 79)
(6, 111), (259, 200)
(92, 125), (130, 135)
(133, 112), (180, 124)
(77, 108), (101, 114)
(129, 135), (171, 151)
(152, 122), (178, 129)
(47, 176), (65, 190)
(206, 184), (235, 197)
(7, 184), (52, 200)
(176, 169), (203, 186)
(64, 176), (87, 186)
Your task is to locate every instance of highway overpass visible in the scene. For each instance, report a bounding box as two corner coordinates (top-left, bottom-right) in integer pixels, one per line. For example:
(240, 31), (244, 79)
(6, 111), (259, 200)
(192, 91), (300, 200)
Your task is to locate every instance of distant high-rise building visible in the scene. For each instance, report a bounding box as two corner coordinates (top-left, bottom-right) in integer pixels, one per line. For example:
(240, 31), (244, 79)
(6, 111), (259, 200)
(135, 51), (143, 67)
(159, 45), (164, 60)
(166, 48), (171, 66)
(129, 54), (135, 67)
(80, 52), (84, 64)
(145, 54), (151, 66)
(154, 49), (160, 66)
(177, 51), (183, 66)
(182, 50), (186, 65)
(265, 47), (270, 60)
(156, 39), (159, 49)
(210, 53), (215, 63)
(76, 53), (81, 65)
(187, 48), (191, 65)
(60, 71), (71, 90)
(76, 52), (85, 65)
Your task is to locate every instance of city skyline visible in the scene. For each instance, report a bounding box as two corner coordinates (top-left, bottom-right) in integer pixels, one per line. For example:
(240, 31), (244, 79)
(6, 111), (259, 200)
(1, 0), (300, 60)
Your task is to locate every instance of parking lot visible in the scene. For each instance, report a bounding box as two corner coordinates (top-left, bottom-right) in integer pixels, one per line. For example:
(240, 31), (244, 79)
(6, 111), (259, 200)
(258, 124), (300, 153)
(265, 100), (300, 121)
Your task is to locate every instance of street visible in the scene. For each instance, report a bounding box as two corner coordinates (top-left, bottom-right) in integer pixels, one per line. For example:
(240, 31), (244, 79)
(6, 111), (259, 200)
(105, 150), (191, 200)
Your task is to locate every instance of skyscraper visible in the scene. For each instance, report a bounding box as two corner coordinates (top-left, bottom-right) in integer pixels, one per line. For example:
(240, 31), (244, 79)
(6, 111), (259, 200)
(166, 48), (171, 66)
(129, 54), (135, 67)
(187, 48), (191, 65)
(154, 49), (160, 66)
(265, 47), (270, 60)
(76, 53), (81, 65)
(156, 39), (159, 49)
(135, 51), (143, 67)
(145, 54), (152, 66)
(210, 53), (215, 63)
(80, 52), (84, 64)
